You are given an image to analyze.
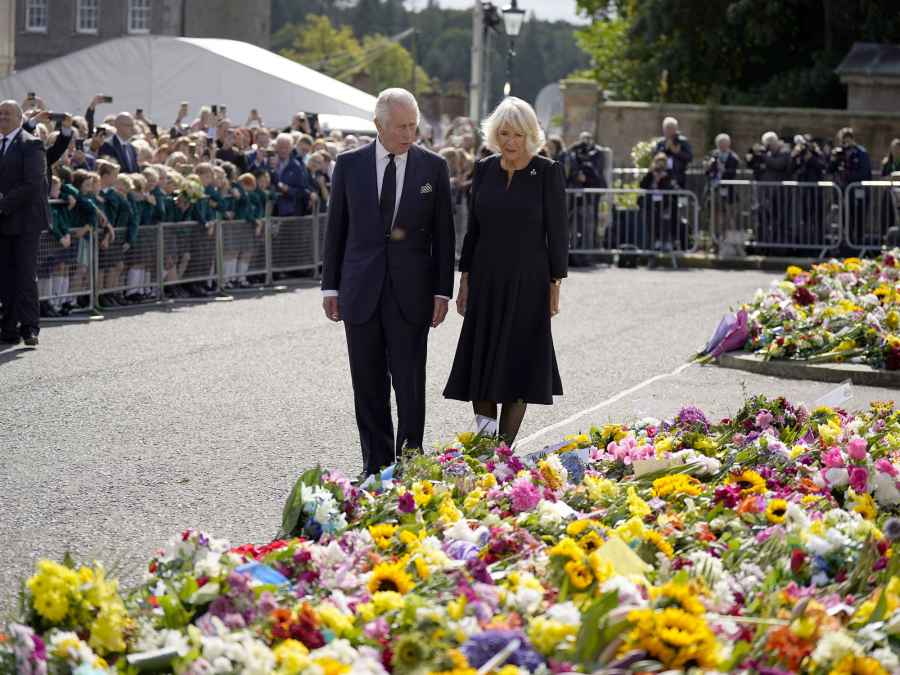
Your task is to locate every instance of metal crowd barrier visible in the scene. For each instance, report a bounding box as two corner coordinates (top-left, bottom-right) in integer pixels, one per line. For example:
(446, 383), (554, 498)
(843, 180), (900, 253)
(709, 180), (843, 257)
(36, 205), (322, 316)
(566, 187), (700, 254)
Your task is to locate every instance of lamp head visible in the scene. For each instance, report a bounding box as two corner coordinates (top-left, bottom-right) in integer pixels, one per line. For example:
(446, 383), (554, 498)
(502, 0), (525, 37)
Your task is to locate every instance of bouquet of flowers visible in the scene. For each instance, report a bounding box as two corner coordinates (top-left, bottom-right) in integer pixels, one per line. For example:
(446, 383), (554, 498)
(3, 396), (899, 674)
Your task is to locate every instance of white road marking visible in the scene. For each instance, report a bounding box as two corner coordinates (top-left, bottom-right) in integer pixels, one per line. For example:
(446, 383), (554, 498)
(515, 362), (696, 449)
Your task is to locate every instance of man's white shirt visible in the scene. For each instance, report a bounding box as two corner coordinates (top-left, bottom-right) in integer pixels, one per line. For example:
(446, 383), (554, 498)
(322, 137), (448, 301)
(0, 126), (22, 156)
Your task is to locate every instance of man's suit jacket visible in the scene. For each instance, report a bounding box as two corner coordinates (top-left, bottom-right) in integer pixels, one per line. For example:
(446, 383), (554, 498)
(322, 141), (455, 326)
(99, 136), (139, 173)
(22, 119), (72, 190)
(0, 129), (50, 236)
(273, 155), (312, 217)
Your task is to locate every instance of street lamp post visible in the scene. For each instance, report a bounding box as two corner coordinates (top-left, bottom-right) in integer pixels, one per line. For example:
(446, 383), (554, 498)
(501, 0), (525, 97)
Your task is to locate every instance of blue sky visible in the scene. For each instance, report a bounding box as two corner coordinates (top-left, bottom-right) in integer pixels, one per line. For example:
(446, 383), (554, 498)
(404, 0), (588, 24)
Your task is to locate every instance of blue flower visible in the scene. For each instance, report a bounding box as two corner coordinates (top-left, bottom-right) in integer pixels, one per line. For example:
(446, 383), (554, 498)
(461, 630), (544, 672)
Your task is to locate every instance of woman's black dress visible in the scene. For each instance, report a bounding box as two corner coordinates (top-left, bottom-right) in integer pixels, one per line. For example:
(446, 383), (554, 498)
(443, 154), (568, 405)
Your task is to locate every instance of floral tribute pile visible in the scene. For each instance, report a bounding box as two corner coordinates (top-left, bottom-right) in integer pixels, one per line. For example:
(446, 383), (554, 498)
(704, 251), (900, 369)
(3, 396), (900, 674)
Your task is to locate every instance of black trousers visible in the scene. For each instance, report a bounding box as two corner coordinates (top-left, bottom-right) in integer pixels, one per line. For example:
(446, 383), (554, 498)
(344, 277), (429, 475)
(0, 230), (41, 336)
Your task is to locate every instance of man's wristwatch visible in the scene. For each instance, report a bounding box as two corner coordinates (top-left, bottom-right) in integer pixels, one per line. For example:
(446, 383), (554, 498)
(551, 278), (562, 287)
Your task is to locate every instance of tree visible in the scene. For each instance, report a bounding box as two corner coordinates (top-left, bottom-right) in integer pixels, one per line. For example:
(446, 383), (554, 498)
(278, 15), (365, 81)
(362, 34), (432, 95)
(512, 14), (549, 103)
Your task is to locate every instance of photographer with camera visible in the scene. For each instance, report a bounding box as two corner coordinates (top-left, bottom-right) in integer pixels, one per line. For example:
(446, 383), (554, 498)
(748, 132), (791, 247)
(831, 127), (873, 247)
(788, 134), (827, 241)
(639, 152), (678, 251)
(654, 117), (693, 189)
(565, 131), (607, 255)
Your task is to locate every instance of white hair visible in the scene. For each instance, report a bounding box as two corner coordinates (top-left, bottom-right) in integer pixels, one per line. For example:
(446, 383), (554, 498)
(481, 97), (545, 156)
(761, 131), (779, 146)
(374, 88), (420, 125)
(715, 133), (730, 145)
(275, 133), (294, 146)
(662, 116), (678, 129)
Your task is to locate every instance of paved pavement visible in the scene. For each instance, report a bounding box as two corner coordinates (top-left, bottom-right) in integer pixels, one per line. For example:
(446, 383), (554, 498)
(2, 266), (898, 612)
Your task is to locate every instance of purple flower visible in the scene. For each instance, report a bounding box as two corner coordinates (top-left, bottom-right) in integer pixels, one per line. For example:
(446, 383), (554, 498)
(466, 557), (493, 584)
(755, 410), (774, 430)
(509, 477), (542, 513)
(849, 466), (869, 493)
(883, 518), (900, 542)
(461, 630), (544, 672)
(398, 492), (416, 513)
(675, 405), (709, 431)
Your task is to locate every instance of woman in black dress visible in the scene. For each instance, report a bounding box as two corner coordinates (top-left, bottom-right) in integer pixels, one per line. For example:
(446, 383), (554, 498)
(444, 97), (568, 444)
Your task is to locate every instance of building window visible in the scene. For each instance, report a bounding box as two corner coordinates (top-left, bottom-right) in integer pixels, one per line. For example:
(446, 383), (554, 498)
(25, 0), (48, 33)
(128, 0), (151, 34)
(76, 0), (99, 34)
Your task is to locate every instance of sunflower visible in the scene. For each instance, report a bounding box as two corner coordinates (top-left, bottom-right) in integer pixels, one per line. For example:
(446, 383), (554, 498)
(368, 524), (397, 550)
(563, 560), (593, 590)
(829, 654), (889, 675)
(765, 499), (789, 524)
(578, 531), (605, 554)
(548, 536), (583, 562)
(643, 530), (674, 558)
(412, 481), (435, 507)
(657, 607), (705, 647)
(368, 562), (414, 595)
(852, 493), (877, 521)
(728, 469), (767, 495)
(652, 474), (703, 499)
(651, 581), (706, 615)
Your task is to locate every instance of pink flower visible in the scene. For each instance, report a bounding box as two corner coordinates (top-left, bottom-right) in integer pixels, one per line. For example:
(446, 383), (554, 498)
(846, 437), (868, 461)
(822, 447), (845, 468)
(509, 477), (541, 513)
(875, 459), (898, 477)
(755, 410), (774, 430)
(398, 492), (416, 513)
(849, 466), (869, 493)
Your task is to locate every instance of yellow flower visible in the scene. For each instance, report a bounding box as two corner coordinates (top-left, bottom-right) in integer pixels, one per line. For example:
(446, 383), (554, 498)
(852, 493), (877, 521)
(438, 494), (463, 523)
(26, 560), (80, 623)
(412, 481), (435, 507)
(578, 530), (605, 554)
(790, 444), (806, 459)
(624, 606), (720, 670)
(691, 436), (716, 453)
(651, 581), (706, 615)
(372, 590), (406, 613)
(728, 469), (767, 495)
(654, 436), (674, 455)
(613, 516), (646, 543)
(829, 654), (889, 675)
(538, 458), (565, 490)
(566, 519), (592, 536)
(626, 487), (652, 518)
(651, 474), (703, 499)
(528, 617), (577, 655)
(89, 601), (128, 655)
(765, 499), (788, 524)
(447, 595), (467, 620)
(786, 265), (804, 278)
(53, 635), (84, 660)
(315, 657), (351, 675)
(463, 488), (485, 512)
(643, 530), (674, 558)
(369, 523), (397, 550)
(587, 551), (614, 584)
(564, 560), (594, 590)
(414, 556), (431, 581)
(317, 604), (353, 636)
(456, 432), (475, 445)
(583, 475), (619, 501)
(274, 639), (310, 675)
(886, 310), (900, 330)
(354, 602), (375, 622)
(368, 562), (414, 595)
(479, 473), (497, 490)
(548, 537), (583, 562)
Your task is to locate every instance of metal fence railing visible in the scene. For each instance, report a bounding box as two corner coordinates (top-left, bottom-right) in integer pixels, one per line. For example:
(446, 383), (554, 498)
(843, 181), (900, 253)
(36, 205), (322, 316)
(566, 187), (700, 255)
(709, 180), (844, 257)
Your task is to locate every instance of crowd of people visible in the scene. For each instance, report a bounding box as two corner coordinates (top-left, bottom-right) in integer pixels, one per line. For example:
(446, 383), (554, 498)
(17, 93), (900, 317)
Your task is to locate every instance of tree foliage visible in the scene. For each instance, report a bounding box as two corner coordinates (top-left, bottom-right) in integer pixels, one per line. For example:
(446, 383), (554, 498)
(574, 0), (900, 107)
(271, 0), (589, 106)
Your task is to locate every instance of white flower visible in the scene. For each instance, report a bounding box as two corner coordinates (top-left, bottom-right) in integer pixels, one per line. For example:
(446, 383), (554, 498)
(785, 502), (810, 528)
(872, 647), (900, 672)
(806, 535), (834, 556)
(873, 472), (900, 506)
(348, 646), (390, 675)
(810, 630), (862, 665)
(546, 601), (581, 626)
(536, 499), (576, 527)
(599, 576), (645, 607)
(445, 519), (484, 544)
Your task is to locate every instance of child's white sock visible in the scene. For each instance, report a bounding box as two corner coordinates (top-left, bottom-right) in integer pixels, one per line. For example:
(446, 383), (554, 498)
(238, 259), (250, 282)
(126, 268), (143, 294)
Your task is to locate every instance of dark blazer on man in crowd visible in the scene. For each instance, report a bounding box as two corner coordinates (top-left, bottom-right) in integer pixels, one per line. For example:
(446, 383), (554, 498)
(655, 134), (693, 188)
(273, 154), (313, 217)
(22, 118), (72, 190)
(100, 135), (139, 173)
(322, 140), (455, 326)
(0, 127), (49, 339)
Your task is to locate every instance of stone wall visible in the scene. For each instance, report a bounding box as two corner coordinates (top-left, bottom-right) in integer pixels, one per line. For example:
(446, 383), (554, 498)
(0, 0), (14, 76)
(562, 79), (900, 168)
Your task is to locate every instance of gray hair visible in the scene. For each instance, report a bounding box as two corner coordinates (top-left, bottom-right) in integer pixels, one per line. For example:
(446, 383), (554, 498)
(715, 133), (730, 145)
(0, 99), (23, 122)
(662, 116), (678, 129)
(482, 97), (545, 156)
(374, 88), (419, 125)
(761, 131), (779, 146)
(274, 133), (294, 146)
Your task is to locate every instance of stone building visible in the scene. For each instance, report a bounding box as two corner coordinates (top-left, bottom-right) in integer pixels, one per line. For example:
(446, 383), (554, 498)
(836, 42), (900, 113)
(13, 0), (270, 71)
(0, 0), (14, 76)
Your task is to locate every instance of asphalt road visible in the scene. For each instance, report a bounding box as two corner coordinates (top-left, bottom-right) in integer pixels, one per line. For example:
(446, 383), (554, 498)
(2, 266), (898, 613)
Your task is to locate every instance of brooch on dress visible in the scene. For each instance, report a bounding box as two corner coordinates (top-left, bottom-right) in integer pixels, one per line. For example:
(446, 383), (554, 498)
(529, 168), (537, 176)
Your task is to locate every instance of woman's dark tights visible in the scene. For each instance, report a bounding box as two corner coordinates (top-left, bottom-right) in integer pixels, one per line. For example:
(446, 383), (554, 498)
(473, 400), (528, 445)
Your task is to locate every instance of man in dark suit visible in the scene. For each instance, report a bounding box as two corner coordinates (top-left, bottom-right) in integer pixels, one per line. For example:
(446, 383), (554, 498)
(322, 88), (455, 477)
(99, 112), (139, 173)
(0, 100), (50, 347)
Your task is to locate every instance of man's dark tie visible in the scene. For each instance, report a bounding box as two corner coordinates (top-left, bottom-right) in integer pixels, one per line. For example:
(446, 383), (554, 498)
(380, 153), (396, 236)
(0, 137), (7, 158)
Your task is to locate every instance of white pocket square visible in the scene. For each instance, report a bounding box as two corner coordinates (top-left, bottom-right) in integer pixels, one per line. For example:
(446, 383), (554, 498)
(420, 182), (433, 194)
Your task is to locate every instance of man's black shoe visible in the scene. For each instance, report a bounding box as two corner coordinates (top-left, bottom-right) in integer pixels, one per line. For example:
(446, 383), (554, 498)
(21, 333), (38, 348)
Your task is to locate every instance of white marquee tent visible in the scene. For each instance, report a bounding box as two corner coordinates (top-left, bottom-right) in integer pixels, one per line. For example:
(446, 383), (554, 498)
(0, 36), (377, 133)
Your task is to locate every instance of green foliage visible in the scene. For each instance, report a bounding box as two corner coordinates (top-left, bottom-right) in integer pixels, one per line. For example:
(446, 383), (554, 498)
(574, 0), (900, 107)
